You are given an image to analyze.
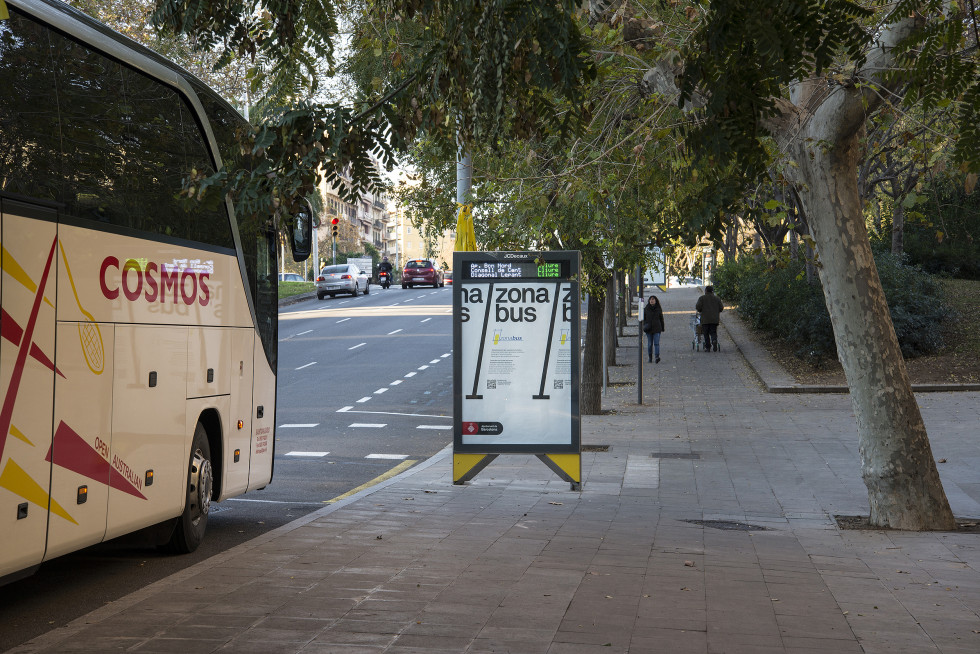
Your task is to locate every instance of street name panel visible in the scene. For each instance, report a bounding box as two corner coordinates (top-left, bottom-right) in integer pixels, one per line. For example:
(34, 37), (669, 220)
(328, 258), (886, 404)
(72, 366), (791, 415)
(453, 251), (581, 454)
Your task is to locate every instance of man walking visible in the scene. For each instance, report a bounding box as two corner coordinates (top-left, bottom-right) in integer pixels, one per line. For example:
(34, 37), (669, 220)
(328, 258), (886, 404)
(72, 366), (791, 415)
(695, 285), (724, 352)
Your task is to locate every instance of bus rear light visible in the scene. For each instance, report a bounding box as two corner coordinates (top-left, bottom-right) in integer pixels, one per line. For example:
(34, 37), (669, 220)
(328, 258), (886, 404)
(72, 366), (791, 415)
(145, 470), (154, 486)
(234, 449), (241, 463)
(77, 486), (88, 504)
(238, 420), (244, 430)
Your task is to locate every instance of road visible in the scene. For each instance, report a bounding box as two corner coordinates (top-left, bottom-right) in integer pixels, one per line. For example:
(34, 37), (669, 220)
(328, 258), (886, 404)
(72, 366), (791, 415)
(0, 283), (454, 652)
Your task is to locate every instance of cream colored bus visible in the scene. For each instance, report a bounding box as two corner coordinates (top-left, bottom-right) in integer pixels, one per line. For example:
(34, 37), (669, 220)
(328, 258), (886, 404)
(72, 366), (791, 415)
(1, 0), (311, 583)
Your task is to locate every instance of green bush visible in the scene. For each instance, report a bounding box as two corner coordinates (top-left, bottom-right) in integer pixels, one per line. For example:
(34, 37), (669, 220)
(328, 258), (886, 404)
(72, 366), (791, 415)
(714, 252), (951, 361)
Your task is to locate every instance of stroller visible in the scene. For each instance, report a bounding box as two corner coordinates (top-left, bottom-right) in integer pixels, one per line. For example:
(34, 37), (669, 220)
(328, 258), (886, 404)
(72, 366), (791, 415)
(690, 313), (720, 352)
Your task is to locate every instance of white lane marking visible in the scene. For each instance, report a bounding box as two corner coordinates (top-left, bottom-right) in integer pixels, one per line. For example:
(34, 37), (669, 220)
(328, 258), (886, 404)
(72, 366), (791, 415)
(390, 380), (403, 386)
(444, 309), (452, 314)
(417, 365), (429, 371)
(405, 372), (417, 378)
(338, 408), (452, 419)
(279, 423), (319, 428)
(295, 361), (317, 370)
(227, 498), (322, 505)
(285, 451), (330, 457)
(349, 342), (366, 350)
(441, 353), (451, 358)
(356, 396), (372, 403)
(296, 330), (313, 336)
(420, 318), (431, 323)
(338, 406), (354, 412)
(417, 425), (452, 430)
(429, 359), (440, 364)
(366, 453), (409, 460)
(388, 329), (403, 335)
(402, 298), (413, 302)
(336, 318), (351, 323)
(374, 388), (388, 394)
(350, 423), (386, 428)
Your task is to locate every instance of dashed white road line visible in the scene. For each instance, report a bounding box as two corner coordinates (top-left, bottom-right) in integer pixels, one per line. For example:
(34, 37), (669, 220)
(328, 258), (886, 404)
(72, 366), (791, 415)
(336, 317), (350, 323)
(429, 359), (440, 364)
(405, 372), (417, 378)
(285, 451), (330, 457)
(417, 365), (429, 370)
(279, 423), (319, 428)
(350, 423), (386, 428)
(441, 353), (451, 358)
(296, 330), (313, 336)
(349, 342), (366, 350)
(374, 388), (388, 394)
(417, 425), (452, 431)
(356, 396), (372, 403)
(388, 329), (403, 335)
(366, 453), (409, 460)
(420, 318), (431, 323)
(295, 361), (317, 370)
(390, 380), (403, 386)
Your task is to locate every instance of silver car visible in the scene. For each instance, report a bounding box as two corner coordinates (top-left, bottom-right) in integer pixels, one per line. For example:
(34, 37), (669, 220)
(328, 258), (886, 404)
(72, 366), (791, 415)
(316, 264), (370, 299)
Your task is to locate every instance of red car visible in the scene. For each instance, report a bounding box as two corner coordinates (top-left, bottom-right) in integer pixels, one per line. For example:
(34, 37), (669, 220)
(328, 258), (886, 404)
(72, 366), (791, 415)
(402, 259), (444, 288)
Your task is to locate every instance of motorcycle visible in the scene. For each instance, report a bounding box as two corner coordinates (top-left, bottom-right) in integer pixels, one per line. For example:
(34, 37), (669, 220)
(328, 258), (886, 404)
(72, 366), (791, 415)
(379, 270), (391, 289)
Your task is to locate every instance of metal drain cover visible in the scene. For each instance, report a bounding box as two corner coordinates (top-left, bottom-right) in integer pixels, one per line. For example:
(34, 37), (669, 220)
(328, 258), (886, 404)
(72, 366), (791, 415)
(583, 445), (610, 452)
(685, 519), (769, 531)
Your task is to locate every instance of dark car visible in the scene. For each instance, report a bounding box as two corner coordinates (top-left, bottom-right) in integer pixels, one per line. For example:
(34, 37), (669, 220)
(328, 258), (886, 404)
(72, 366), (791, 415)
(402, 259), (444, 288)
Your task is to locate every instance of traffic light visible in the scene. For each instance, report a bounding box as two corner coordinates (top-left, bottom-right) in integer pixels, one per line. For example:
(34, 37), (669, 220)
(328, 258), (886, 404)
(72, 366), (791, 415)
(331, 216), (339, 238)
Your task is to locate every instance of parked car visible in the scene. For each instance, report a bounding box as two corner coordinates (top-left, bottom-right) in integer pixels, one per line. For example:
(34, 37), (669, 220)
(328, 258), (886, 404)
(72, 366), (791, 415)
(444, 270), (453, 285)
(402, 259), (444, 288)
(316, 264), (370, 298)
(278, 272), (305, 282)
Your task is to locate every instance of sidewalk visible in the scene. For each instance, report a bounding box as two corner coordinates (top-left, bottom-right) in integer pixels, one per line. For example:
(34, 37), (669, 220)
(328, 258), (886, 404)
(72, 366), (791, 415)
(12, 287), (980, 654)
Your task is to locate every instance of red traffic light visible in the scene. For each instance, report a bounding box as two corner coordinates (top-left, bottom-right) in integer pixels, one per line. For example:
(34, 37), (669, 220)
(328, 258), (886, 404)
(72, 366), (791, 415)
(331, 217), (339, 225)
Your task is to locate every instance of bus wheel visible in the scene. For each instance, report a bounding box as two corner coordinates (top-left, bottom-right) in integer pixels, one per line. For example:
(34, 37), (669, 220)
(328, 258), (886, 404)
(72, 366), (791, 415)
(166, 423), (213, 553)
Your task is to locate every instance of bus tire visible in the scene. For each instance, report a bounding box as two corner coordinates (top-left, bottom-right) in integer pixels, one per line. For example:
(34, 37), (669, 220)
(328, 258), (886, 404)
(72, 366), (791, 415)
(166, 422), (213, 553)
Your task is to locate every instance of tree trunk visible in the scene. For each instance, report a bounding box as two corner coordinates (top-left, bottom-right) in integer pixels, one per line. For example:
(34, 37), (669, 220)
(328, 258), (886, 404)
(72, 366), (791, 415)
(891, 198), (905, 255)
(604, 273), (617, 369)
(581, 290), (605, 415)
(617, 270), (627, 336)
(787, 118), (954, 530)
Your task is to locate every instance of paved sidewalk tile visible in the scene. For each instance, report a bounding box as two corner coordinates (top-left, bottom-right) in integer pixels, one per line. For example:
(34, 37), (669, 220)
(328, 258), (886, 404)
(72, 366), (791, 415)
(10, 287), (980, 653)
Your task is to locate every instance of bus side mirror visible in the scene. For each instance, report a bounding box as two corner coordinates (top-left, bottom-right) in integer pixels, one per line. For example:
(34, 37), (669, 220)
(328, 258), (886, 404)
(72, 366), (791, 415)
(291, 204), (312, 262)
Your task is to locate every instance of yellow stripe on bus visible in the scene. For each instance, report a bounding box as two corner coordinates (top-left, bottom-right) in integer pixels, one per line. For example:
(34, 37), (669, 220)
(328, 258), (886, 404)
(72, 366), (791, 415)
(0, 459), (77, 524)
(1, 245), (55, 308)
(323, 460), (418, 504)
(9, 425), (33, 446)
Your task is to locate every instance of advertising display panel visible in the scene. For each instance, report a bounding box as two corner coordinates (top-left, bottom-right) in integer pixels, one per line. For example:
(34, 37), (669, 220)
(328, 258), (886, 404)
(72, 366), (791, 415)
(453, 252), (581, 478)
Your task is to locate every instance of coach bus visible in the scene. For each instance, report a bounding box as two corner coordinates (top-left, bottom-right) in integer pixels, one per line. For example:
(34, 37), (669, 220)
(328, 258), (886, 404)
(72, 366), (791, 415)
(0, 0), (312, 583)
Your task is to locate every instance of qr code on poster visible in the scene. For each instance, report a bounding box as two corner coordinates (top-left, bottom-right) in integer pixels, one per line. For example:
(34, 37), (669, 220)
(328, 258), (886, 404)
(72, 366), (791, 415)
(553, 380), (564, 389)
(486, 379), (497, 389)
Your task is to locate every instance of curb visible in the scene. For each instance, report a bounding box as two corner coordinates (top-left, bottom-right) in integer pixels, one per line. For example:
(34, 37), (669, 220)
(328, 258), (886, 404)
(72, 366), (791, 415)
(278, 291), (317, 307)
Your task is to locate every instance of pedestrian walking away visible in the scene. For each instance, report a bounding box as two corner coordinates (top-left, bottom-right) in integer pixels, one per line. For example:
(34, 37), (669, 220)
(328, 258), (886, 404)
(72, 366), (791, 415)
(643, 295), (665, 363)
(695, 285), (724, 352)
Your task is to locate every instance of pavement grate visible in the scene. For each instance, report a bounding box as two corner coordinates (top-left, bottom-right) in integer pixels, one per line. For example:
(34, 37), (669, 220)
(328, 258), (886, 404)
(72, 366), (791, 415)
(582, 444), (610, 452)
(651, 452), (701, 459)
(685, 519), (769, 531)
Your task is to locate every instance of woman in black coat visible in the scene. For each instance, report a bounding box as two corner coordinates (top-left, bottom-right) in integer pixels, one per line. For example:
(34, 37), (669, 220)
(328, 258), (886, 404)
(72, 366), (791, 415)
(643, 295), (665, 363)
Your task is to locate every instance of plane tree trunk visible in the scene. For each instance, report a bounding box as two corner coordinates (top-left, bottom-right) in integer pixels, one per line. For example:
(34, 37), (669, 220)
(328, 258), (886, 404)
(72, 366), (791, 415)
(777, 16), (955, 529)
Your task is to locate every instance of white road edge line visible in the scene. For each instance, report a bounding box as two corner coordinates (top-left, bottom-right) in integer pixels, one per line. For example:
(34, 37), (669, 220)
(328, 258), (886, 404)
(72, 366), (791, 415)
(295, 361), (317, 370)
(336, 408), (452, 419)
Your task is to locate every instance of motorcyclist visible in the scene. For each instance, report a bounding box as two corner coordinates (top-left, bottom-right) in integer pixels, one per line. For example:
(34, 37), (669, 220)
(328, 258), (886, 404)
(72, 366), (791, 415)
(378, 256), (393, 287)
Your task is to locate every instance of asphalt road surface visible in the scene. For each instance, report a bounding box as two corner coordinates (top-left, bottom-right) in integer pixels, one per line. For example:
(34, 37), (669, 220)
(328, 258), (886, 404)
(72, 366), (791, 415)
(0, 284), (454, 652)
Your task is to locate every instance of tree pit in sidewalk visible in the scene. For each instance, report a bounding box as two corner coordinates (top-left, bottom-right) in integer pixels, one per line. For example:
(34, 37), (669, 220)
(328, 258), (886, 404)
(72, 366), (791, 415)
(835, 515), (980, 532)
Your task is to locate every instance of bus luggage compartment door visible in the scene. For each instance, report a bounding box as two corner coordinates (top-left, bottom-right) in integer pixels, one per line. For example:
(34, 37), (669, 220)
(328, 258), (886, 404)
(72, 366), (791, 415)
(105, 325), (187, 541)
(0, 204), (57, 578)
